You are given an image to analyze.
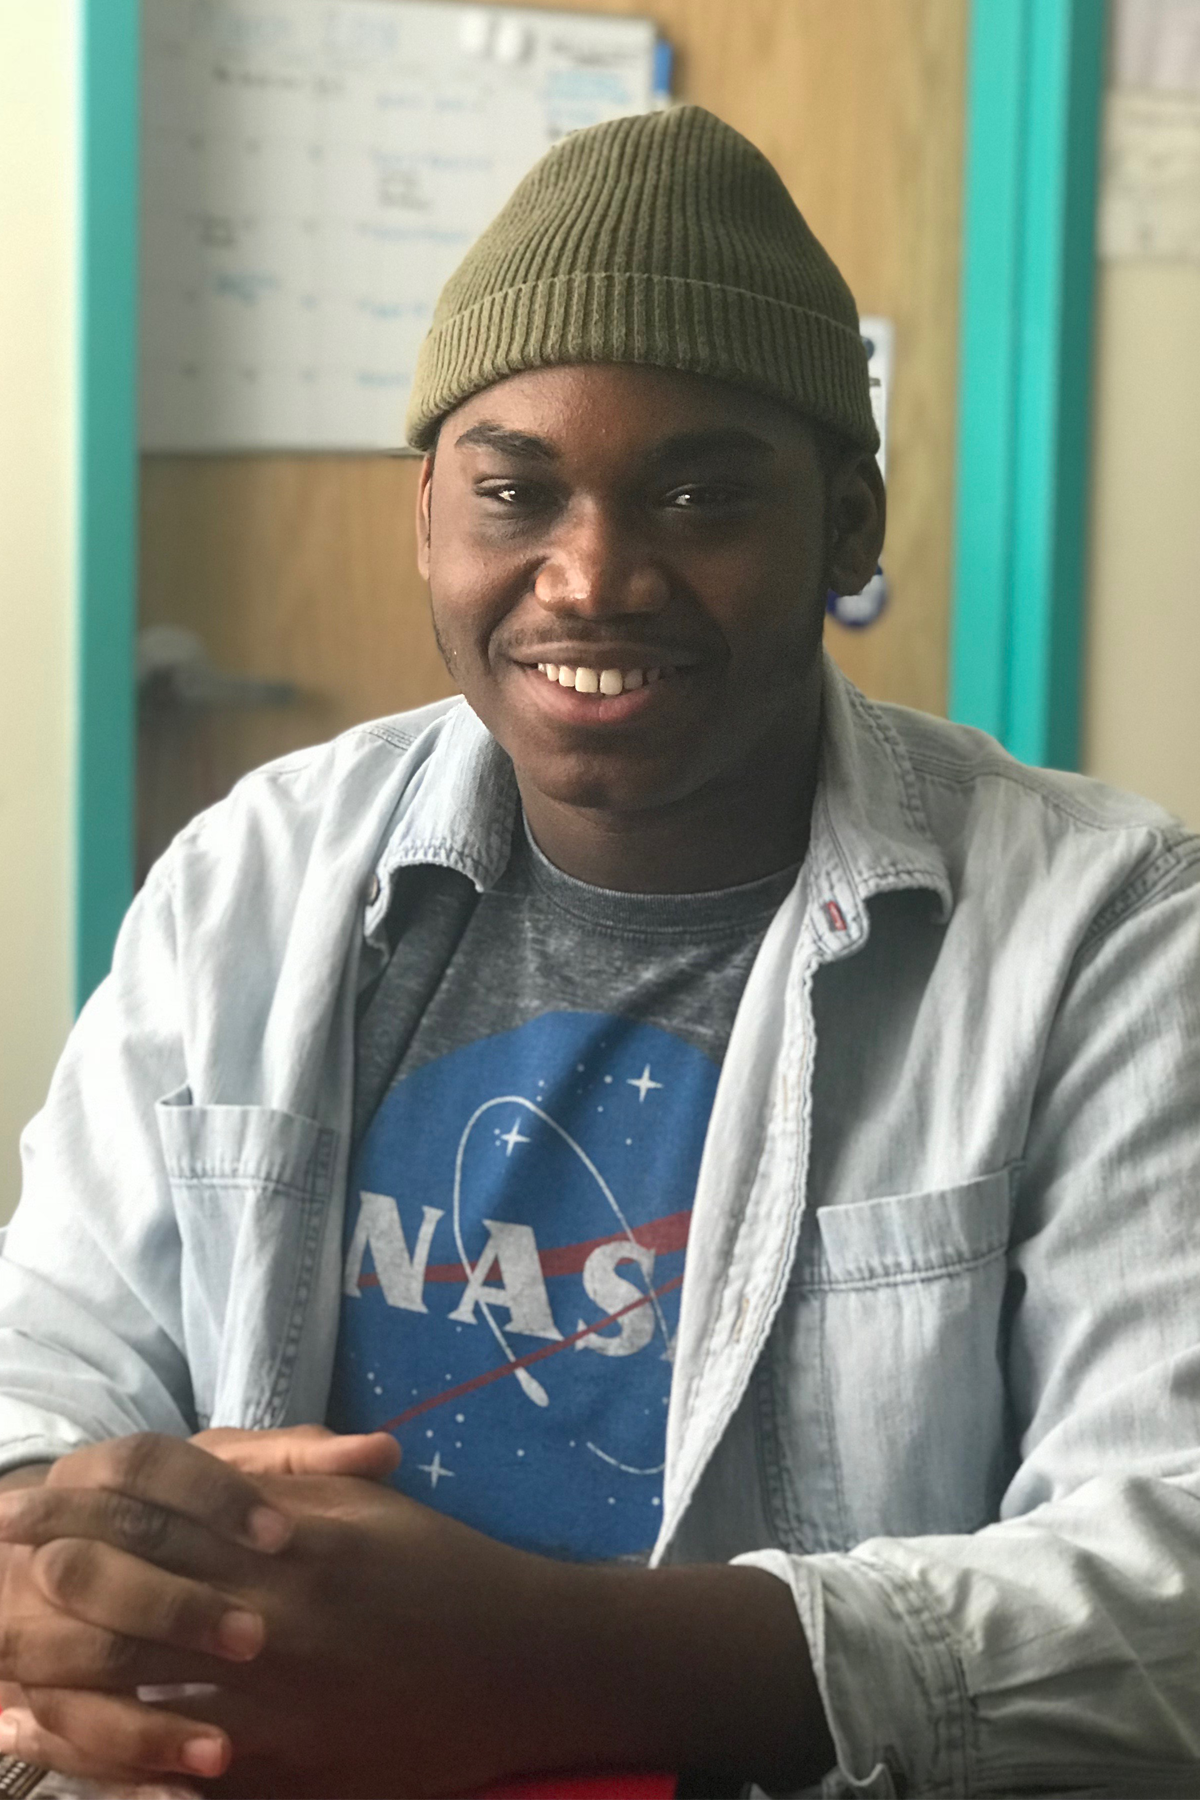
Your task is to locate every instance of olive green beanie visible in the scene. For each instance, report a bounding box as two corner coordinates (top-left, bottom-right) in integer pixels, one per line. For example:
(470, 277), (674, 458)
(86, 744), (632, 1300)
(404, 103), (877, 453)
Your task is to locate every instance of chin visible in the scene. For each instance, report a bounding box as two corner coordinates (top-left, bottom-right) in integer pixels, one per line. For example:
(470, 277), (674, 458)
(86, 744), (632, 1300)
(515, 748), (704, 815)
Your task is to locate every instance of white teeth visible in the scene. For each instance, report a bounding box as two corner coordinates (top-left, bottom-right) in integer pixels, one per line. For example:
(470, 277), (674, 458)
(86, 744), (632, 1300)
(538, 661), (679, 695)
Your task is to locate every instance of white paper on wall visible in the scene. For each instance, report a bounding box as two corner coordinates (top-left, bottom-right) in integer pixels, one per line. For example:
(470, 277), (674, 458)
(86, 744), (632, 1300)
(858, 315), (892, 481)
(1112, 0), (1200, 95)
(140, 0), (662, 452)
(1099, 89), (1200, 263)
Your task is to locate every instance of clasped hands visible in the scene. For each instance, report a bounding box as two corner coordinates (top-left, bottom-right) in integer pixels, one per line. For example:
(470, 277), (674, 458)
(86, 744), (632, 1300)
(0, 1426), (573, 1796)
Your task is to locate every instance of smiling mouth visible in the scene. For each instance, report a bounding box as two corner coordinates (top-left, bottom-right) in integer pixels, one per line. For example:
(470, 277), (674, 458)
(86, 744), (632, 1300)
(531, 660), (682, 697)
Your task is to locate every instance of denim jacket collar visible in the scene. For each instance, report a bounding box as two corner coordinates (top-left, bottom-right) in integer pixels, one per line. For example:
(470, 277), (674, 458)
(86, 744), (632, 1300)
(363, 700), (522, 944)
(363, 654), (953, 945)
(806, 661), (953, 959)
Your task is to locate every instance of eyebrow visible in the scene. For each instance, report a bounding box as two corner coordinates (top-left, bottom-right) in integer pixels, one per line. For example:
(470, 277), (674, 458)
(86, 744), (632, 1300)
(645, 427), (777, 466)
(454, 422), (558, 461)
(452, 420), (778, 466)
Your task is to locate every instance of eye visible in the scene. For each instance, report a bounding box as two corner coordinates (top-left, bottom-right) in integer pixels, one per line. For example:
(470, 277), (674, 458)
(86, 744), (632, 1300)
(663, 483), (748, 511)
(475, 478), (558, 517)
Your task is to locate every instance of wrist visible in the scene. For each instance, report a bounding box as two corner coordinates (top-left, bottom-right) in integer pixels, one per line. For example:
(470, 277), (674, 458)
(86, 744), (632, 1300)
(512, 1557), (835, 1791)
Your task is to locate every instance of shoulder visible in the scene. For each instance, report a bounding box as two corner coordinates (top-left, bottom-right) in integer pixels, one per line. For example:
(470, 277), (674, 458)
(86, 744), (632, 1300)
(215, 695), (463, 811)
(159, 697), (467, 876)
(117, 695), (478, 1029)
(866, 696), (1200, 923)
(142, 694), (474, 928)
(877, 699), (1177, 831)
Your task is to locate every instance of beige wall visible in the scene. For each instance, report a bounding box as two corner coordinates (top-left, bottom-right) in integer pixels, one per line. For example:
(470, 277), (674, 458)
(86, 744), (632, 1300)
(0, 0), (78, 1221)
(1084, 263), (1200, 828)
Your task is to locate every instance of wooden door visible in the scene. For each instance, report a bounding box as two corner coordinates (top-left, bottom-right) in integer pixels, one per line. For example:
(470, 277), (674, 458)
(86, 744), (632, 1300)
(138, 0), (967, 868)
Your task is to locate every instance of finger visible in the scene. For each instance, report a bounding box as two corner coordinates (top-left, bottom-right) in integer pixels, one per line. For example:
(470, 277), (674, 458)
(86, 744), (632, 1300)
(144, 1682), (290, 1773)
(0, 1607), (230, 1691)
(0, 1703), (154, 1786)
(30, 1538), (265, 1664)
(0, 1485), (266, 1590)
(269, 1431), (400, 1481)
(195, 1426), (399, 1481)
(43, 1435), (291, 1553)
(13, 1689), (231, 1782)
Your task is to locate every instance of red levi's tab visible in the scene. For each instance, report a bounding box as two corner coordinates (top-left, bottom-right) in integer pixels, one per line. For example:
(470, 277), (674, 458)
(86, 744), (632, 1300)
(475, 1773), (677, 1799)
(822, 899), (848, 932)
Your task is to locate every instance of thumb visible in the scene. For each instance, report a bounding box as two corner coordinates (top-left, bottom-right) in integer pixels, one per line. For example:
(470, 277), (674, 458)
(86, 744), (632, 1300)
(285, 1429), (401, 1480)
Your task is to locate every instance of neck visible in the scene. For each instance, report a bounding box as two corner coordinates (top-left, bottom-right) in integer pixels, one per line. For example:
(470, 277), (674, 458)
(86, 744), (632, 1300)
(517, 687), (823, 895)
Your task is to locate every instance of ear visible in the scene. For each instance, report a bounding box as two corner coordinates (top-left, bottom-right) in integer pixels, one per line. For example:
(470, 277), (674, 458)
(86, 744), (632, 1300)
(416, 453), (434, 579)
(824, 450), (886, 598)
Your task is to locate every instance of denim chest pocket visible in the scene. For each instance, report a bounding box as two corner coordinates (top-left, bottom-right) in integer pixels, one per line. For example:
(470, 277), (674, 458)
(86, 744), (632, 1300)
(156, 1089), (339, 1431)
(758, 1168), (1018, 1553)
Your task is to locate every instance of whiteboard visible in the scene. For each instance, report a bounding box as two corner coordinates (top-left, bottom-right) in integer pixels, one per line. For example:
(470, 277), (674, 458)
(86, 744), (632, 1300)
(140, 1), (663, 453)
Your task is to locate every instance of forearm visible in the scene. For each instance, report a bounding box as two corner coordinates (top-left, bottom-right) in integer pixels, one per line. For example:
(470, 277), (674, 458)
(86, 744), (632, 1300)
(0, 1456), (836, 1793)
(520, 1559), (835, 1792)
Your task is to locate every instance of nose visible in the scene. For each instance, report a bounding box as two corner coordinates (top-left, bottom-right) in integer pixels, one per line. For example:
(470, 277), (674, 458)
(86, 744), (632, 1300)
(532, 500), (669, 617)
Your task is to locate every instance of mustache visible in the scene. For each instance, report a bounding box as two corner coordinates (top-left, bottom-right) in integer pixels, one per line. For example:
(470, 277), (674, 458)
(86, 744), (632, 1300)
(497, 628), (705, 658)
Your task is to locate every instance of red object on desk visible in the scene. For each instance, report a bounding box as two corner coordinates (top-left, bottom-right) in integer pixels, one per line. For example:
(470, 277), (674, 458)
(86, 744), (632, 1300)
(477, 1773), (676, 1798)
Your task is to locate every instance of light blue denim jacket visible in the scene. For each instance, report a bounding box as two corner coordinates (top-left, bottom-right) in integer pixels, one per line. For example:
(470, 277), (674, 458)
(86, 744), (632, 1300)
(6, 657), (1200, 1797)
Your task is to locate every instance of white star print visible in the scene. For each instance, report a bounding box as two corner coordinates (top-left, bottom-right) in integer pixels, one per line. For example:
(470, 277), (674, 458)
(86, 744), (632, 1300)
(498, 1118), (531, 1155)
(627, 1064), (663, 1103)
(417, 1452), (454, 1489)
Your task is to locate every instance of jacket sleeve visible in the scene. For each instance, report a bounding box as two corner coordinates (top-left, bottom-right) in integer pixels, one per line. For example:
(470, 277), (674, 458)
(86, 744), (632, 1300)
(0, 856), (196, 1470)
(738, 854), (1200, 1797)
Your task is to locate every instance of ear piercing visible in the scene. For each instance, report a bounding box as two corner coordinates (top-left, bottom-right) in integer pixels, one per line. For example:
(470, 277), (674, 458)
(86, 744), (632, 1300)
(826, 565), (888, 630)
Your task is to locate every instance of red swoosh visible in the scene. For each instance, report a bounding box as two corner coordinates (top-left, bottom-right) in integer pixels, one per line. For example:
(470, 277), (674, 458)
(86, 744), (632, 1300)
(380, 1273), (684, 1433)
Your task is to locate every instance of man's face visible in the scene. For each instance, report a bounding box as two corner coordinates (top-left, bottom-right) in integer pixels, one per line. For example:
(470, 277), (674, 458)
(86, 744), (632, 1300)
(418, 363), (880, 817)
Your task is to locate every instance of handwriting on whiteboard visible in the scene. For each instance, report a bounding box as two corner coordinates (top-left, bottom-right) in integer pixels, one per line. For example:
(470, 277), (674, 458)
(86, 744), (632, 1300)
(140, 1), (661, 452)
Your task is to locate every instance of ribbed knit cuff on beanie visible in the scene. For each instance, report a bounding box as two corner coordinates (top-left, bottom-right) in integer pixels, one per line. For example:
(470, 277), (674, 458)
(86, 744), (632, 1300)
(404, 104), (877, 453)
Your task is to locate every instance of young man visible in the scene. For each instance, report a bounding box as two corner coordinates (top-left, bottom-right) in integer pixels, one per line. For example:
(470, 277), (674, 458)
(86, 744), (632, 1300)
(1, 104), (1199, 1798)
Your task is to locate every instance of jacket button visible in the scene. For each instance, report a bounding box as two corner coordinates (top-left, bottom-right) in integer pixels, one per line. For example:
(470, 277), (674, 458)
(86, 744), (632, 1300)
(366, 873), (381, 904)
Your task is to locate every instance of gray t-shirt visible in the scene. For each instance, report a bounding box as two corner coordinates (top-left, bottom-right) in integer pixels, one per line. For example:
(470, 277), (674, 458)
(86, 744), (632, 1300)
(365, 820), (796, 1088)
(329, 822), (797, 1560)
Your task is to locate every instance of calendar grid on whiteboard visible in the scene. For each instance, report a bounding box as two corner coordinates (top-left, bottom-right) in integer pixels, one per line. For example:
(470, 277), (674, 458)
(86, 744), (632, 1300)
(140, 0), (662, 453)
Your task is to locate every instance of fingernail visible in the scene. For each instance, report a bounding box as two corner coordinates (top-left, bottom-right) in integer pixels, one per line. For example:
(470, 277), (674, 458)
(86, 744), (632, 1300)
(247, 1505), (291, 1552)
(180, 1736), (228, 1778)
(0, 1715), (18, 1750)
(216, 1608), (264, 1660)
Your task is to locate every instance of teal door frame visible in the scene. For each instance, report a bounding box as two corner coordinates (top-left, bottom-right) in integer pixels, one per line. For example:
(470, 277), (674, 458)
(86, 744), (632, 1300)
(76, 0), (1108, 1003)
(78, 0), (140, 1008)
(949, 0), (1107, 769)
